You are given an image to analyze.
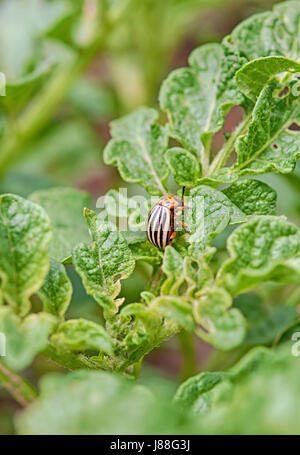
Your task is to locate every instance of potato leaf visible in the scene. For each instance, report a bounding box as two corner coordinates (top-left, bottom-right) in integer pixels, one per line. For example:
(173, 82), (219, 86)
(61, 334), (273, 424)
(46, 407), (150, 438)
(193, 287), (246, 350)
(236, 56), (300, 102)
(222, 179), (277, 215)
(0, 307), (56, 371)
(73, 209), (135, 315)
(159, 43), (243, 160)
(52, 319), (113, 355)
(234, 80), (300, 176)
(38, 260), (72, 318)
(30, 187), (92, 263)
(217, 216), (300, 296)
(0, 194), (52, 316)
(104, 107), (169, 195)
(166, 147), (200, 187)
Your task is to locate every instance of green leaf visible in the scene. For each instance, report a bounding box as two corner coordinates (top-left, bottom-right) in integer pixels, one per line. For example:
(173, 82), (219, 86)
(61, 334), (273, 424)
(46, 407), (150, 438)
(165, 147), (200, 187)
(73, 209), (135, 314)
(51, 319), (113, 355)
(161, 246), (184, 295)
(104, 107), (169, 195)
(0, 307), (56, 371)
(222, 179), (277, 215)
(15, 369), (191, 435)
(38, 260), (72, 318)
(236, 56), (300, 102)
(0, 0), (71, 79)
(129, 239), (162, 265)
(187, 185), (246, 255)
(193, 287), (246, 350)
(19, 120), (101, 183)
(235, 294), (298, 346)
(174, 371), (226, 410)
(229, 2), (300, 63)
(152, 296), (194, 332)
(29, 187), (91, 263)
(184, 255), (214, 299)
(217, 216), (300, 296)
(234, 80), (300, 176)
(159, 43), (243, 160)
(0, 194), (52, 316)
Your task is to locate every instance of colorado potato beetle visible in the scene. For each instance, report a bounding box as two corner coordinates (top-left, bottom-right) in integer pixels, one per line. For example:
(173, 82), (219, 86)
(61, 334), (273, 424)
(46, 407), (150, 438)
(146, 187), (190, 249)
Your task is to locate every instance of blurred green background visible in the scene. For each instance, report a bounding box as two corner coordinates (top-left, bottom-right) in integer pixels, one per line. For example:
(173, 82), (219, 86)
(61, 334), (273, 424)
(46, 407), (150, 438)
(1, 0), (300, 435)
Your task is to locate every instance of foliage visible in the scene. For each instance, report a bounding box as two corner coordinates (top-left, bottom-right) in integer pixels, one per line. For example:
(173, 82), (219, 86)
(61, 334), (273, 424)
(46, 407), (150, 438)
(0, 0), (300, 436)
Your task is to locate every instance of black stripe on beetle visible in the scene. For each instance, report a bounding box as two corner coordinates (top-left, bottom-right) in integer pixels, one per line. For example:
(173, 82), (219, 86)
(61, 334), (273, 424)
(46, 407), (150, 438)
(146, 189), (189, 250)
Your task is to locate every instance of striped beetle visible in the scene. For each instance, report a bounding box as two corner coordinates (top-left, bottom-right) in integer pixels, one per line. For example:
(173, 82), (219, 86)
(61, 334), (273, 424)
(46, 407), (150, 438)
(146, 187), (190, 249)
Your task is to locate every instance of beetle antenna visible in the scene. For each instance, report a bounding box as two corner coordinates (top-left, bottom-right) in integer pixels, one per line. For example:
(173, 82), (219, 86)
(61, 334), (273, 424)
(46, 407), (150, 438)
(181, 186), (186, 204)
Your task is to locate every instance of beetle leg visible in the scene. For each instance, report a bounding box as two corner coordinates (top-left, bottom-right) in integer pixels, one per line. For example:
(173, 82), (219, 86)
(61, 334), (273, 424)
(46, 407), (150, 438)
(181, 222), (191, 234)
(168, 231), (177, 245)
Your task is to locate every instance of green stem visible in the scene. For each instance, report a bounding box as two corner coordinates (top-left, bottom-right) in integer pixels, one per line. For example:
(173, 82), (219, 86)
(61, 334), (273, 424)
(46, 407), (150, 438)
(0, 360), (37, 407)
(178, 331), (196, 381)
(209, 114), (251, 175)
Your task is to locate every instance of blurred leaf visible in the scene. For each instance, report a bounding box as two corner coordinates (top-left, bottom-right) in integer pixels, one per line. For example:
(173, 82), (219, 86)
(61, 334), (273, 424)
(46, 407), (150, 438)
(235, 293), (299, 346)
(234, 80), (300, 176)
(166, 147), (200, 187)
(68, 78), (116, 119)
(0, 0), (71, 79)
(16, 369), (193, 435)
(0, 307), (56, 371)
(222, 179), (277, 215)
(73, 209), (135, 315)
(52, 319), (113, 355)
(38, 260), (72, 318)
(0, 194), (52, 316)
(30, 187), (91, 263)
(18, 120), (101, 183)
(104, 107), (169, 195)
(217, 216), (300, 296)
(193, 287), (246, 350)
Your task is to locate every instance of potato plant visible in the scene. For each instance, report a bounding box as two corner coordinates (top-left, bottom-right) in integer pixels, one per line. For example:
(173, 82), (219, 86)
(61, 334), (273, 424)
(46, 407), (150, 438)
(1, 0), (300, 435)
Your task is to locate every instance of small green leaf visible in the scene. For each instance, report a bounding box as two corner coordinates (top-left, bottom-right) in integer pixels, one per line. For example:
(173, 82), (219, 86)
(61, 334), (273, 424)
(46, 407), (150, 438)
(222, 179), (277, 215)
(0, 307), (56, 371)
(161, 246), (184, 295)
(236, 56), (300, 102)
(0, 194), (52, 316)
(166, 147), (200, 186)
(73, 209), (135, 314)
(159, 43), (243, 160)
(29, 187), (91, 263)
(38, 260), (72, 318)
(184, 256), (213, 299)
(52, 319), (113, 355)
(234, 80), (300, 175)
(104, 107), (169, 195)
(217, 216), (300, 296)
(193, 287), (246, 350)
(129, 239), (162, 265)
(153, 296), (194, 332)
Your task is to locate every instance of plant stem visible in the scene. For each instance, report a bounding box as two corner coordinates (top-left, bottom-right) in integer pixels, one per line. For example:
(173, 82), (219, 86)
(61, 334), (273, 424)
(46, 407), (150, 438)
(178, 331), (196, 381)
(209, 114), (251, 175)
(0, 360), (37, 407)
